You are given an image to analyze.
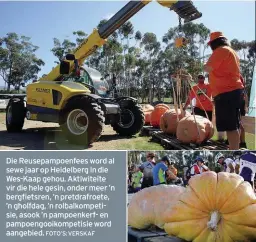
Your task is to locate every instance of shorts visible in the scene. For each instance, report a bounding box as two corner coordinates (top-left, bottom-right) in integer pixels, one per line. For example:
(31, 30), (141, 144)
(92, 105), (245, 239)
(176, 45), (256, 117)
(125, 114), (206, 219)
(214, 89), (243, 132)
(193, 107), (213, 121)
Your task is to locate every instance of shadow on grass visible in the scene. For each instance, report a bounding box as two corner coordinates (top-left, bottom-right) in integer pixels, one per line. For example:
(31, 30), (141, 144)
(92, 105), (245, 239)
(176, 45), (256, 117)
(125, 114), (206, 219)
(0, 126), (137, 150)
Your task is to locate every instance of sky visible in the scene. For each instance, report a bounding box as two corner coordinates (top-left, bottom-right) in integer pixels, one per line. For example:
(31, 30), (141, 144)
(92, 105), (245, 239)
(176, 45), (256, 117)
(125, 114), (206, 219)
(0, 0), (255, 86)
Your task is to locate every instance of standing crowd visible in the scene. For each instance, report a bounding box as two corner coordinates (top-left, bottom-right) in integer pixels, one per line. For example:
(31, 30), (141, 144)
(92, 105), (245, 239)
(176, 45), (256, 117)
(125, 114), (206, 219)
(128, 151), (256, 194)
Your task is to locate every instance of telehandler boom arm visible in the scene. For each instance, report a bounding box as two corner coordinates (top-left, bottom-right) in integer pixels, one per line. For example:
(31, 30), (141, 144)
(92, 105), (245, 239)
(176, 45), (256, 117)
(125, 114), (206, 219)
(40, 0), (202, 82)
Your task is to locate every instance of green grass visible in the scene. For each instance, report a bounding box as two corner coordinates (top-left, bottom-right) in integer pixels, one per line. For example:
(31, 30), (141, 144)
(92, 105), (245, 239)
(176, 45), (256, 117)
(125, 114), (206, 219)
(113, 135), (164, 150)
(211, 130), (255, 150)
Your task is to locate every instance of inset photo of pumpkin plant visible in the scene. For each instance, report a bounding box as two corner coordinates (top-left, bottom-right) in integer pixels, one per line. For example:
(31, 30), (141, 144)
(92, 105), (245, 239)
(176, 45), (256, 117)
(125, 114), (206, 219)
(127, 150), (256, 242)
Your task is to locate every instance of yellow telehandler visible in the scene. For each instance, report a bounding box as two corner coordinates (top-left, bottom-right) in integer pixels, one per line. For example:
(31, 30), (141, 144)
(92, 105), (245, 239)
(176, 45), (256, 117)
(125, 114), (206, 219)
(6, 0), (202, 146)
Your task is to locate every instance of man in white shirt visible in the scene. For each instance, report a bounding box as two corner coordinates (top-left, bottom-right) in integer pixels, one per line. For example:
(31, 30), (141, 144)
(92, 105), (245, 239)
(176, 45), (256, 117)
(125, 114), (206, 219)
(217, 156), (235, 173)
(235, 152), (256, 190)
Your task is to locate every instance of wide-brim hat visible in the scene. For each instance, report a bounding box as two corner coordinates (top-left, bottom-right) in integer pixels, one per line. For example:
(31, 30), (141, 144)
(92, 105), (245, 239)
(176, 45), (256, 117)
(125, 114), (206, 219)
(207, 31), (226, 45)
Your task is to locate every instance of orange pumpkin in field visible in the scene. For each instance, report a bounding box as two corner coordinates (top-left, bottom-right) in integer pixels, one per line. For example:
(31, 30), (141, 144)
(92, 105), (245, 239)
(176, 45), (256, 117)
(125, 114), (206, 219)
(142, 104), (154, 125)
(176, 115), (214, 144)
(150, 104), (170, 127)
(142, 104), (154, 112)
(160, 109), (190, 135)
(144, 111), (152, 125)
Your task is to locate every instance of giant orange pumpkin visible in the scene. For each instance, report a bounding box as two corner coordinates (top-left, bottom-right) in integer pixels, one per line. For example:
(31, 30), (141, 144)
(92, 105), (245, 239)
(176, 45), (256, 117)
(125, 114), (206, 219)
(163, 171), (256, 242)
(160, 109), (190, 135)
(176, 115), (214, 144)
(150, 104), (170, 127)
(128, 185), (185, 229)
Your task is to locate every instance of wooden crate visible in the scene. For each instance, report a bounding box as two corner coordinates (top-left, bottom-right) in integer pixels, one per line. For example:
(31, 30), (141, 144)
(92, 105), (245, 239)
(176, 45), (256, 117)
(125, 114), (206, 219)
(128, 227), (185, 242)
(241, 116), (255, 135)
(151, 131), (229, 150)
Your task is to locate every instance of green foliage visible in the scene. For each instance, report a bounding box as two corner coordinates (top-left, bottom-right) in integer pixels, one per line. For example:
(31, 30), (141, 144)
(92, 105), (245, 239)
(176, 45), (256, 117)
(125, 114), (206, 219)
(49, 21), (255, 103)
(0, 33), (45, 91)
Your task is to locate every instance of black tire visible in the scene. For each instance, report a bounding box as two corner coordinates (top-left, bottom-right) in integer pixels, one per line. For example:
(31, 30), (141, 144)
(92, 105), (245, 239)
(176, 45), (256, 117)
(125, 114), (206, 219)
(111, 99), (145, 136)
(6, 98), (26, 132)
(60, 96), (105, 146)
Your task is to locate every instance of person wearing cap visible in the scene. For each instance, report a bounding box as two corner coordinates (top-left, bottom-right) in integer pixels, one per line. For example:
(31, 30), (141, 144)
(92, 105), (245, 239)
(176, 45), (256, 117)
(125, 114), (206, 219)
(152, 156), (177, 186)
(139, 152), (156, 189)
(217, 156), (235, 173)
(190, 156), (209, 177)
(183, 74), (213, 121)
(129, 165), (143, 193)
(204, 31), (244, 150)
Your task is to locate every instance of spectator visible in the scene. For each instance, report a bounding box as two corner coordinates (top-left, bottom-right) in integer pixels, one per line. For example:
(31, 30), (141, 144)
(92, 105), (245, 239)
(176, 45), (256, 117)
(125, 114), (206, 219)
(129, 165), (143, 193)
(169, 162), (178, 176)
(235, 152), (256, 190)
(153, 156), (176, 186)
(183, 74), (213, 121)
(204, 32), (244, 150)
(183, 166), (189, 186)
(167, 162), (179, 185)
(189, 156), (209, 177)
(139, 152), (155, 189)
(217, 156), (235, 173)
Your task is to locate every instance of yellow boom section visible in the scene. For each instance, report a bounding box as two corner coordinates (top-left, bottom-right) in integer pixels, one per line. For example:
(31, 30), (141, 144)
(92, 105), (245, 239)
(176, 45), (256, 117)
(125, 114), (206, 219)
(40, 29), (106, 82)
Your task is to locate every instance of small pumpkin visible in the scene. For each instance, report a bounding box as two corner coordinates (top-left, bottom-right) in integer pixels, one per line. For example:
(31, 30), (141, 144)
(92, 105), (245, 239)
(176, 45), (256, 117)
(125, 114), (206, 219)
(150, 104), (170, 127)
(142, 104), (154, 112)
(160, 108), (190, 135)
(176, 115), (214, 144)
(163, 171), (256, 242)
(128, 185), (185, 229)
(144, 111), (152, 125)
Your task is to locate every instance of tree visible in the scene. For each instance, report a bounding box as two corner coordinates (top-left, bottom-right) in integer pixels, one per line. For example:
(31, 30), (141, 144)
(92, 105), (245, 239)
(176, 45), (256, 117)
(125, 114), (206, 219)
(0, 33), (45, 91)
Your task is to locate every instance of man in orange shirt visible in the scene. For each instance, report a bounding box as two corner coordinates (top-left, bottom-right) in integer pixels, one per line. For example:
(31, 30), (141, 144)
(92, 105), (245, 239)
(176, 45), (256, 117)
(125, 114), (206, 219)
(204, 32), (244, 150)
(183, 74), (213, 121)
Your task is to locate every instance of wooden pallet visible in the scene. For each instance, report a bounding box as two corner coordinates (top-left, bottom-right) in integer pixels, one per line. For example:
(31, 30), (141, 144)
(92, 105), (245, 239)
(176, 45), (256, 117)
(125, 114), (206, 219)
(151, 131), (229, 150)
(140, 126), (230, 150)
(140, 126), (161, 136)
(128, 226), (185, 242)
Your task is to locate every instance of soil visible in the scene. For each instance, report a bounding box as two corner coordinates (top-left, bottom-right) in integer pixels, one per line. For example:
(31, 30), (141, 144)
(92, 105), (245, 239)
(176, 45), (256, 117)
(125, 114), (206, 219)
(0, 112), (136, 150)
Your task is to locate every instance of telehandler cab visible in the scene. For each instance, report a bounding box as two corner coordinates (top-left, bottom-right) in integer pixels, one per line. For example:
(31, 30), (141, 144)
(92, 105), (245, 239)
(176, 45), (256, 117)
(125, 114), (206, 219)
(6, 0), (202, 146)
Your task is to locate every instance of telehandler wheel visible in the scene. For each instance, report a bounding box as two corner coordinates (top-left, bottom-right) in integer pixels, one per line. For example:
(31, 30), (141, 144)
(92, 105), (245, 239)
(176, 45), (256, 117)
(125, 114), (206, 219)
(6, 98), (26, 132)
(61, 96), (105, 146)
(111, 99), (145, 136)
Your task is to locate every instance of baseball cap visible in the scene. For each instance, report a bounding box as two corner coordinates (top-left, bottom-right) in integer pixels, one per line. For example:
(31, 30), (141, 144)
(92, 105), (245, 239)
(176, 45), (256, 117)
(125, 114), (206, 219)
(162, 156), (170, 164)
(195, 156), (204, 163)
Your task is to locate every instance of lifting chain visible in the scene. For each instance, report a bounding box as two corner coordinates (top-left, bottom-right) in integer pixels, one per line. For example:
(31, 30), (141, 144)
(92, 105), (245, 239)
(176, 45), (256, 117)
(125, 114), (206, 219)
(178, 16), (182, 34)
